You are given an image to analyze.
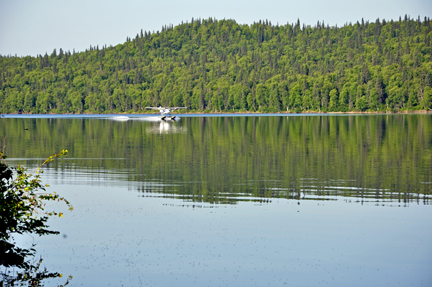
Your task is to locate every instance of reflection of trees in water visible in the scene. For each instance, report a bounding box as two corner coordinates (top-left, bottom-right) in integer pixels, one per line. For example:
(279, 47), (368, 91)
(136, 182), (431, 206)
(1, 115), (432, 205)
(135, 115), (432, 204)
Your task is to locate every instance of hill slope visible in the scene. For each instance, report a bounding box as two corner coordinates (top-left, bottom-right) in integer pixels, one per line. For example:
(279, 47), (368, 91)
(1, 16), (432, 114)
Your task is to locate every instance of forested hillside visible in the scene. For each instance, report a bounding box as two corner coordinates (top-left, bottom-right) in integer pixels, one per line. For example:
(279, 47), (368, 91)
(1, 16), (432, 114)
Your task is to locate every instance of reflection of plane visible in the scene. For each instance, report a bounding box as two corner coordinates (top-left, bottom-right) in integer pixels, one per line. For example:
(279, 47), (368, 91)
(145, 106), (187, 121)
(159, 121), (177, 134)
(145, 121), (186, 134)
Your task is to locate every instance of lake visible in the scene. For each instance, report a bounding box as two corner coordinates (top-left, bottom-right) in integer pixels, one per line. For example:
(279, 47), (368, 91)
(1, 113), (432, 286)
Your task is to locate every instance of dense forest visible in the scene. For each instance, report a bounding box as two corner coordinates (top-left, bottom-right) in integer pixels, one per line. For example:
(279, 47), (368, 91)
(1, 16), (432, 114)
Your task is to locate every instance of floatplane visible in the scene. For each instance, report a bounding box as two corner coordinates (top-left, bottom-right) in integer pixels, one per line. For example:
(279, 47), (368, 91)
(145, 106), (187, 121)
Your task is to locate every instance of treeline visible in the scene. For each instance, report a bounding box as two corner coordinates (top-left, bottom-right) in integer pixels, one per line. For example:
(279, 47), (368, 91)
(1, 16), (432, 114)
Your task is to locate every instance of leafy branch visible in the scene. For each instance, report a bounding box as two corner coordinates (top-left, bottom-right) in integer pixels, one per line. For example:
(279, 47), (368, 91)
(1, 148), (73, 285)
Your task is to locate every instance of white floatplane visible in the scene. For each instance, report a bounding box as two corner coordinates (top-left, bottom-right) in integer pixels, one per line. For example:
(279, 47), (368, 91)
(145, 106), (187, 121)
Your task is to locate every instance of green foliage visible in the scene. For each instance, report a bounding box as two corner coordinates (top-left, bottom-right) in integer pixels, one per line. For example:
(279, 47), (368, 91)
(356, 96), (369, 111)
(0, 149), (72, 285)
(1, 17), (432, 114)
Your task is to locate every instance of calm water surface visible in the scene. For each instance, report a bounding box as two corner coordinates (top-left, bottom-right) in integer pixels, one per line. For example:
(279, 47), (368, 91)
(1, 114), (432, 286)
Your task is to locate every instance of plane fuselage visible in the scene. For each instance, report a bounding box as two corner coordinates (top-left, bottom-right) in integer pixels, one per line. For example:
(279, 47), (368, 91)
(146, 106), (187, 121)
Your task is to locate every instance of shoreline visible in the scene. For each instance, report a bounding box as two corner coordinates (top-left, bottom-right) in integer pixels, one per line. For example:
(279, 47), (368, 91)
(2, 110), (432, 116)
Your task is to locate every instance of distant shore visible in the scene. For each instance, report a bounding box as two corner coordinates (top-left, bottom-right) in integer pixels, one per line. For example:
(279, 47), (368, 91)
(2, 110), (432, 116)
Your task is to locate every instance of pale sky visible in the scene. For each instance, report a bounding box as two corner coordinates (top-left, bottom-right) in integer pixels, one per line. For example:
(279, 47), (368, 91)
(0, 0), (431, 57)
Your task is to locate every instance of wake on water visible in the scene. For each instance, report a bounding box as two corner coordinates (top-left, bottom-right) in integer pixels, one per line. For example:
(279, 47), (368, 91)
(111, 116), (181, 122)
